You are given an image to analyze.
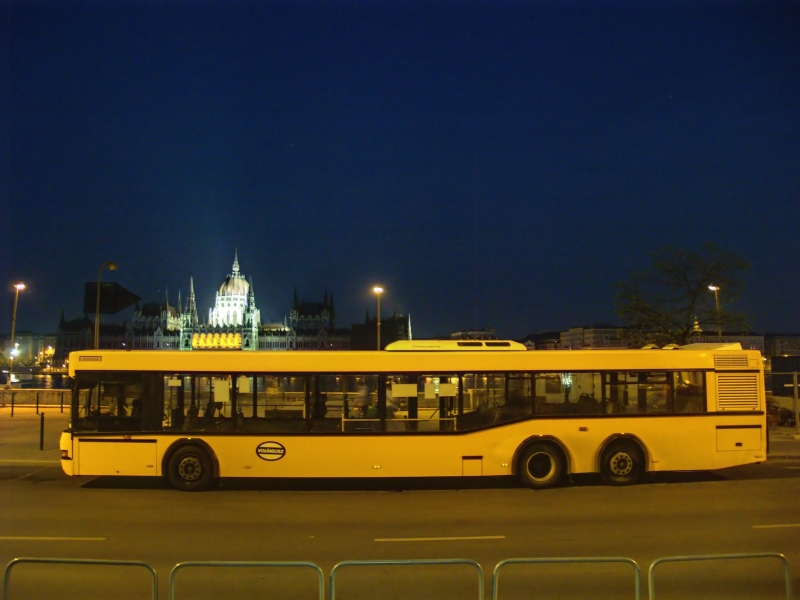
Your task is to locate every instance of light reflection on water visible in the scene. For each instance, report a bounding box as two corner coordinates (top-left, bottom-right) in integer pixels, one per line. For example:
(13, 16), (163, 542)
(10, 374), (73, 389)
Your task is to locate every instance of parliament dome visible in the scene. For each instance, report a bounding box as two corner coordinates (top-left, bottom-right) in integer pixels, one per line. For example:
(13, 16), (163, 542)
(218, 251), (249, 297)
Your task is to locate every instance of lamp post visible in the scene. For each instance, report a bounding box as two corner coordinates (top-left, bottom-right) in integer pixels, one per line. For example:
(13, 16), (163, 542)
(6, 283), (25, 389)
(708, 285), (721, 337)
(373, 286), (383, 350)
(94, 261), (117, 349)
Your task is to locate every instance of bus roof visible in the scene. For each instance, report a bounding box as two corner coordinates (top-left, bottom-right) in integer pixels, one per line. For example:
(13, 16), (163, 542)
(67, 343), (761, 376)
(385, 340), (527, 351)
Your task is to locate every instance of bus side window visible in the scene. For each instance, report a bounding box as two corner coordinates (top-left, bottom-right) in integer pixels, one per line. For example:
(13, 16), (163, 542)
(138, 373), (164, 431)
(674, 371), (706, 413)
(311, 375), (345, 432)
(460, 374), (504, 430)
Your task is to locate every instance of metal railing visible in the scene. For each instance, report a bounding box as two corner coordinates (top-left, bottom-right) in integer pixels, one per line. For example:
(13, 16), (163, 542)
(766, 371), (800, 434)
(2, 553), (794, 600)
(330, 558), (485, 600)
(648, 552), (793, 600)
(3, 557), (158, 600)
(0, 389), (69, 415)
(169, 561), (324, 600)
(492, 556), (642, 600)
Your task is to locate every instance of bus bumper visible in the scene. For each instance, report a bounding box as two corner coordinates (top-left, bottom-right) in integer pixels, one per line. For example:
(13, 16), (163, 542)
(59, 430), (74, 476)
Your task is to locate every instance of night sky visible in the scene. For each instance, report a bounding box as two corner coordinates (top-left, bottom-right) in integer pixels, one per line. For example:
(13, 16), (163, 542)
(2, 0), (799, 339)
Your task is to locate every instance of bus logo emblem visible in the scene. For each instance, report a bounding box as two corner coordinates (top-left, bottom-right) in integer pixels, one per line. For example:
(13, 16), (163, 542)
(256, 441), (286, 461)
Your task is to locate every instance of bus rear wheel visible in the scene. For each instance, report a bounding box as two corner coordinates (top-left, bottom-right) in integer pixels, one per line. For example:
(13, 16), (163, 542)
(167, 445), (214, 491)
(600, 440), (644, 486)
(518, 443), (565, 489)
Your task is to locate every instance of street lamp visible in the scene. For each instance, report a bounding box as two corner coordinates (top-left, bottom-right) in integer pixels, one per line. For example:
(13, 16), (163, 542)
(708, 285), (721, 337)
(373, 286), (383, 350)
(6, 283), (25, 389)
(95, 261), (117, 349)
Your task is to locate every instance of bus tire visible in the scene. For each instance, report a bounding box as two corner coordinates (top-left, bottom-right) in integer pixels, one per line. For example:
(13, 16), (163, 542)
(518, 443), (565, 489)
(600, 440), (644, 486)
(167, 445), (214, 491)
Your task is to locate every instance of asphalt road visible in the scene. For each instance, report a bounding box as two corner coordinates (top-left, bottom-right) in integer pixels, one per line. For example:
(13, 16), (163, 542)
(1, 410), (799, 599)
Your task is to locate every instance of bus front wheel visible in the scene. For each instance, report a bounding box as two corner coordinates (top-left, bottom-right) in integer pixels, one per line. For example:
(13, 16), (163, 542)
(167, 445), (214, 491)
(518, 443), (565, 489)
(600, 441), (644, 486)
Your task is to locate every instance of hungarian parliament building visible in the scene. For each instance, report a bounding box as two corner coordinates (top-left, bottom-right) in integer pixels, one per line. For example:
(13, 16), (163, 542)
(54, 251), (411, 361)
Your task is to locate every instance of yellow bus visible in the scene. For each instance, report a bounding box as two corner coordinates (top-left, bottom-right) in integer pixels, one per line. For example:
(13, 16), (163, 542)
(60, 340), (766, 491)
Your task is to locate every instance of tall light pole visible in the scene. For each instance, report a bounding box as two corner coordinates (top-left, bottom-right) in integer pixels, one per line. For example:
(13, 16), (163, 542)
(373, 286), (383, 350)
(708, 285), (722, 337)
(6, 283), (25, 389)
(95, 261), (117, 349)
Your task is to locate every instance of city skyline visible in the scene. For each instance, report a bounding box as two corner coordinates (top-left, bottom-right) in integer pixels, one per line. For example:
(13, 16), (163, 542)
(2, 1), (799, 339)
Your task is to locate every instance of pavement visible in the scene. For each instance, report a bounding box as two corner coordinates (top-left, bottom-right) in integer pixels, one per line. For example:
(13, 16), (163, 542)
(0, 405), (68, 465)
(769, 425), (800, 458)
(1, 404), (799, 465)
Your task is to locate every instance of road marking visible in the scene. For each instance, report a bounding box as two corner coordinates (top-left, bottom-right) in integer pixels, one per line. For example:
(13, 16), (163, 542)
(12, 466), (51, 481)
(375, 535), (505, 542)
(0, 536), (106, 541)
(752, 524), (800, 529)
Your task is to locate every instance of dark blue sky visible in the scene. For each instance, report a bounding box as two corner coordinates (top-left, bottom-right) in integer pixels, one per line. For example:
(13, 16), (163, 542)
(2, 0), (799, 339)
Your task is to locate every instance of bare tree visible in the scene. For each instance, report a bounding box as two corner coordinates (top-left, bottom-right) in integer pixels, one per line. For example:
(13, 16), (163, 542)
(615, 244), (749, 347)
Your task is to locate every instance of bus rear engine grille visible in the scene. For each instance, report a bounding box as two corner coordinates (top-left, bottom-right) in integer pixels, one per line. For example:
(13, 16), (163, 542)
(717, 373), (759, 410)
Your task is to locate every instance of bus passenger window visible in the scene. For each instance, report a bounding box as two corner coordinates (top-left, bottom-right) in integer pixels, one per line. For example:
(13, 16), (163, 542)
(342, 375), (379, 432)
(460, 374), (504, 430)
(383, 375), (416, 432)
(310, 375), (345, 432)
(244, 376), (307, 433)
(533, 373), (571, 415)
(674, 372), (706, 413)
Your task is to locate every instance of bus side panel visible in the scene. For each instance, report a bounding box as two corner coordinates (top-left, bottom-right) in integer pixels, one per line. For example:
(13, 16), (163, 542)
(204, 435), (467, 478)
(150, 416), (765, 480)
(76, 438), (158, 476)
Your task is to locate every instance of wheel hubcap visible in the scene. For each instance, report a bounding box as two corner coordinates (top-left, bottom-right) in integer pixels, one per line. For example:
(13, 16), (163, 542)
(178, 456), (202, 482)
(527, 452), (555, 481)
(609, 451), (633, 476)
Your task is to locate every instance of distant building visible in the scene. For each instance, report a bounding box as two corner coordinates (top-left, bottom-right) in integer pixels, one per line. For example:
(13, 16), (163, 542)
(2, 330), (57, 366)
(450, 329), (497, 340)
(764, 334), (800, 358)
(54, 250), (356, 360)
(350, 311), (412, 350)
(560, 325), (629, 350)
(54, 316), (127, 363)
(685, 333), (764, 353)
(520, 331), (561, 350)
(284, 287), (350, 350)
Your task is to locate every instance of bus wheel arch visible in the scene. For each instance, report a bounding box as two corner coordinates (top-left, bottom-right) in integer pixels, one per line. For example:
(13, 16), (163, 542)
(597, 435), (647, 486)
(163, 439), (219, 491)
(514, 436), (570, 489)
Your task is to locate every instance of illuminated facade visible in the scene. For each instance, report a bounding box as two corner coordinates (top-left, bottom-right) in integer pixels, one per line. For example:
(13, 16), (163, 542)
(55, 250), (404, 356)
(172, 250), (349, 351)
(179, 252), (262, 351)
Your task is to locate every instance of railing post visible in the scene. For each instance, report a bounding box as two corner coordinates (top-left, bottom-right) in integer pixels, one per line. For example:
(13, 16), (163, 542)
(793, 372), (799, 436)
(11, 392), (14, 417)
(40, 412), (45, 451)
(36, 392), (40, 414)
(61, 390), (64, 413)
